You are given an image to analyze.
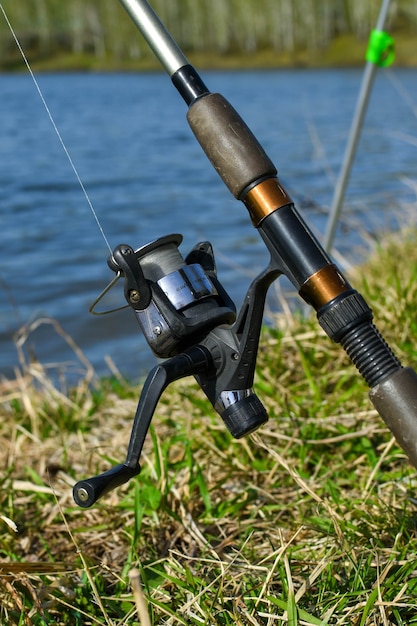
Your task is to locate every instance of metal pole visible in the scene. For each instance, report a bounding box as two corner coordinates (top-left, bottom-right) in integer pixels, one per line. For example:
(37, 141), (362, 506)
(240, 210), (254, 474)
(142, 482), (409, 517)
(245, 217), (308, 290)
(322, 0), (392, 253)
(118, 0), (188, 76)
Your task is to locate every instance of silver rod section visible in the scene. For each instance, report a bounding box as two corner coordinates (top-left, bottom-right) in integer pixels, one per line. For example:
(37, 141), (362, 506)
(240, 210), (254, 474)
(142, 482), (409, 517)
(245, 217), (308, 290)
(322, 0), (392, 253)
(118, 0), (189, 76)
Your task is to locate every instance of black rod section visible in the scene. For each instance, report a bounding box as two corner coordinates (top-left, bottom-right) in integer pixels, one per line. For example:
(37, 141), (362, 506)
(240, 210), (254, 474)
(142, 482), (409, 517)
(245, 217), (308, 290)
(171, 64), (210, 106)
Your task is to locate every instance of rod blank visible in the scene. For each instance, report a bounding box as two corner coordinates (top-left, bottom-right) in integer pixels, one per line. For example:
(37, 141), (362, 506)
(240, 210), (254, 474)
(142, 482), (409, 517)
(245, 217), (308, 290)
(118, 0), (188, 75)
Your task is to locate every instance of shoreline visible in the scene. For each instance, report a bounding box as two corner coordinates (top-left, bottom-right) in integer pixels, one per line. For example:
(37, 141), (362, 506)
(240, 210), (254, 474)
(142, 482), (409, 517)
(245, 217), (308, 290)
(2, 33), (417, 73)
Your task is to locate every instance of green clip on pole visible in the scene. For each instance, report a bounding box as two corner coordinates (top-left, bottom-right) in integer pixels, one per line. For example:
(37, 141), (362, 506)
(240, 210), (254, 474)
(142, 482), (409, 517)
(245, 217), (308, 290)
(323, 0), (393, 253)
(366, 29), (395, 67)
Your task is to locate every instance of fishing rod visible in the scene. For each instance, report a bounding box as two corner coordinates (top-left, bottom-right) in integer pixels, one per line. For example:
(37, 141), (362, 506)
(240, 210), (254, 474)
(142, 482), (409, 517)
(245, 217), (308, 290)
(73, 0), (417, 508)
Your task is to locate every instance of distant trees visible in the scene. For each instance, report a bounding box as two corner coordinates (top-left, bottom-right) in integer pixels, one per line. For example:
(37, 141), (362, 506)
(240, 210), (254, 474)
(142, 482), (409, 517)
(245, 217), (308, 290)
(0, 0), (415, 66)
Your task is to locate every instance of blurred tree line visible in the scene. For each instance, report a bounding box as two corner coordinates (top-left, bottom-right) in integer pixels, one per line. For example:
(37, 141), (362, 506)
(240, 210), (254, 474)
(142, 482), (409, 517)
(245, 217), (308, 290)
(0, 0), (415, 66)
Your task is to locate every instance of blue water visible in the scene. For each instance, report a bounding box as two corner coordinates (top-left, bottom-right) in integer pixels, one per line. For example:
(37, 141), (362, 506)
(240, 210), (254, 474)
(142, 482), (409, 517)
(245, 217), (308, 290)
(0, 68), (416, 382)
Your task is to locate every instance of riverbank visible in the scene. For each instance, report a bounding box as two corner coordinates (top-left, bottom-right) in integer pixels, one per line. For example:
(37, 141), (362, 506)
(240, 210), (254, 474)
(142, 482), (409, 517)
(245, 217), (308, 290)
(3, 32), (417, 72)
(1, 227), (417, 623)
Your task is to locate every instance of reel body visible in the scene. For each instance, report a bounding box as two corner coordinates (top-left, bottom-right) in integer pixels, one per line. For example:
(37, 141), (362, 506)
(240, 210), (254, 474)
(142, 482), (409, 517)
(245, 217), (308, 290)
(73, 233), (274, 507)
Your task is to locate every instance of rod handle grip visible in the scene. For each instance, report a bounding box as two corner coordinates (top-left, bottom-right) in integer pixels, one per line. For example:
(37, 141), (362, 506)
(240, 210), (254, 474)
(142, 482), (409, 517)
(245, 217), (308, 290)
(187, 93), (277, 199)
(370, 367), (417, 469)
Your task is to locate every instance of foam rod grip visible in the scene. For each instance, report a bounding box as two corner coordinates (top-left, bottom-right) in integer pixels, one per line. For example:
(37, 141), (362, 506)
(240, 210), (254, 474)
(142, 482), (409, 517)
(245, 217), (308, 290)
(187, 93), (277, 199)
(370, 367), (417, 469)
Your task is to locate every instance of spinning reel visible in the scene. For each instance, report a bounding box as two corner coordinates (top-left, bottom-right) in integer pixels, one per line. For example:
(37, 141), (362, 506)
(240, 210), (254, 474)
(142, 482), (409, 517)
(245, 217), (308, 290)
(73, 233), (277, 507)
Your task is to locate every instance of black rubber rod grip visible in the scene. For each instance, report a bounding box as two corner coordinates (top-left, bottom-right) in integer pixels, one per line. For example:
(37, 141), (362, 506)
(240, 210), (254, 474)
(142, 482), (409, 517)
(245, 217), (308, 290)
(370, 367), (417, 469)
(186, 93), (277, 199)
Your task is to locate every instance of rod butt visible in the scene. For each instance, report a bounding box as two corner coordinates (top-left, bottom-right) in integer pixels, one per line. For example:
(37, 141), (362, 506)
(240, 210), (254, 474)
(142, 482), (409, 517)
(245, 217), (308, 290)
(370, 367), (417, 469)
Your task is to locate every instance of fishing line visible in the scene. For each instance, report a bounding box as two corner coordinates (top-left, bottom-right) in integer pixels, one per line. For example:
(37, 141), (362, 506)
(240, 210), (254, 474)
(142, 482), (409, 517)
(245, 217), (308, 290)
(0, 4), (113, 254)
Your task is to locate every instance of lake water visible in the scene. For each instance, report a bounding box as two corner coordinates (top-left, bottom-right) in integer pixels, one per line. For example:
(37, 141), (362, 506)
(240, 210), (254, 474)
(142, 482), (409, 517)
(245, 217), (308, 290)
(0, 68), (417, 382)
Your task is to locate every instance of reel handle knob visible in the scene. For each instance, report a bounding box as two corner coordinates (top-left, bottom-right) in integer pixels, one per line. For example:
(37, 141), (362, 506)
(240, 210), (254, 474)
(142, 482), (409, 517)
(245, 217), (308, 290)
(73, 463), (141, 508)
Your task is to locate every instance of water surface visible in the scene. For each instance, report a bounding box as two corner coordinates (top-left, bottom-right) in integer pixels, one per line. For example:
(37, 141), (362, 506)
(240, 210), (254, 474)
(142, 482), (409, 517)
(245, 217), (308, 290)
(0, 68), (416, 381)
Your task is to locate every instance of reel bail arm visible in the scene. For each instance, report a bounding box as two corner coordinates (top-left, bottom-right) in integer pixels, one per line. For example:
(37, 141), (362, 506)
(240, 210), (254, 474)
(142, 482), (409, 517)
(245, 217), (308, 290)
(108, 244), (151, 310)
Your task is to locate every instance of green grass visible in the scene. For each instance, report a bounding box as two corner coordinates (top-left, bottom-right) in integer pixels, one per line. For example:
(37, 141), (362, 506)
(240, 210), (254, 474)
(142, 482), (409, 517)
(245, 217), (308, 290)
(1, 229), (417, 624)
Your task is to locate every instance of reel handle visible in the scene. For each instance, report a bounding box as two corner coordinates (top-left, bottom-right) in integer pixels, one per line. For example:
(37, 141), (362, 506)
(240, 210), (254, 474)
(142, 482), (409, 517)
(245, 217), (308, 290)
(73, 346), (214, 506)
